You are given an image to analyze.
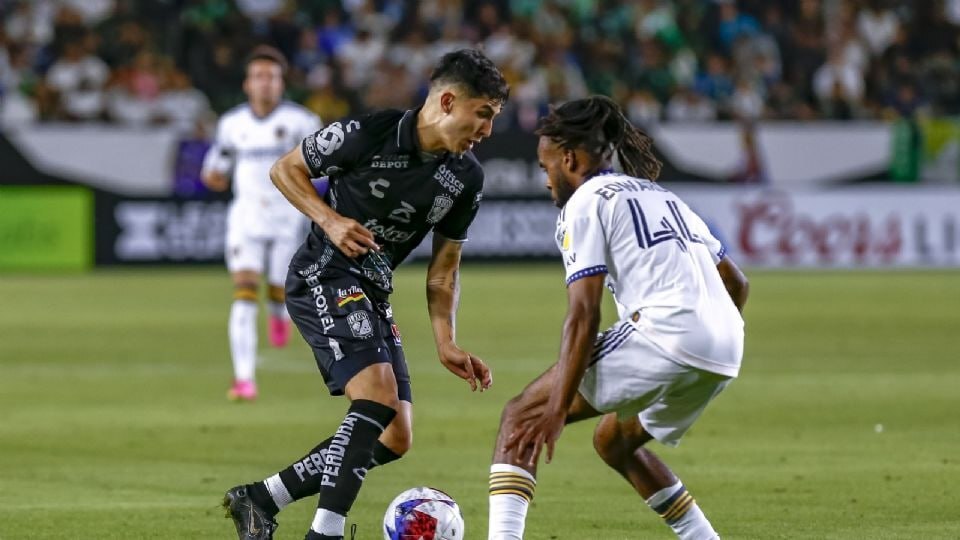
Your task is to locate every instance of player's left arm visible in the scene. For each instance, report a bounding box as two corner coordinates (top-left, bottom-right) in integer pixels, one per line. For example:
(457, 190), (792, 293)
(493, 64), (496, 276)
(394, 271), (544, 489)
(681, 200), (750, 312)
(717, 256), (749, 312)
(426, 233), (492, 392)
(507, 272), (606, 466)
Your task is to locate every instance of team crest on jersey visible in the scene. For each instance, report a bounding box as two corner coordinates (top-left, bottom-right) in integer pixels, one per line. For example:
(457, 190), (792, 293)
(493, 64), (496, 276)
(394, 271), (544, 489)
(275, 126), (286, 139)
(426, 195), (454, 224)
(556, 226), (572, 251)
(347, 311), (374, 339)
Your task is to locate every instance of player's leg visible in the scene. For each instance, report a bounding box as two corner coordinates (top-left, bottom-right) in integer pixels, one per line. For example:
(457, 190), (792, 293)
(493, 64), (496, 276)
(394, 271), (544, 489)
(488, 364), (601, 540)
(241, 399), (411, 523)
(225, 269), (405, 539)
(265, 236), (298, 347)
(305, 303), (418, 539)
(592, 369), (731, 540)
(227, 267), (262, 401)
(224, 213), (266, 400)
(246, 320), (413, 517)
(293, 363), (396, 540)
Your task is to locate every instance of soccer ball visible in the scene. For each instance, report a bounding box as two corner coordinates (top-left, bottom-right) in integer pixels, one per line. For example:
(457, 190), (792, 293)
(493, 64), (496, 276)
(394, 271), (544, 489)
(383, 486), (465, 540)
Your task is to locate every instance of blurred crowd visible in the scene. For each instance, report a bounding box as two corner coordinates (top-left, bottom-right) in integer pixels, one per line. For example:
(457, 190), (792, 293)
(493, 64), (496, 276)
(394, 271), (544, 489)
(1, 0), (959, 134)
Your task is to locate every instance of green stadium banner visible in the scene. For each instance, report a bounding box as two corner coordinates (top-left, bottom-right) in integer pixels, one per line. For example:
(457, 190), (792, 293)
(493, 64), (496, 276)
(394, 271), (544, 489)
(0, 186), (93, 271)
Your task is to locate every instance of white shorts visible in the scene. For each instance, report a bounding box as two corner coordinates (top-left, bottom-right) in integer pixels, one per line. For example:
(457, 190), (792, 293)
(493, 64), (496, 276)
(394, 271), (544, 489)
(579, 320), (732, 447)
(225, 202), (307, 285)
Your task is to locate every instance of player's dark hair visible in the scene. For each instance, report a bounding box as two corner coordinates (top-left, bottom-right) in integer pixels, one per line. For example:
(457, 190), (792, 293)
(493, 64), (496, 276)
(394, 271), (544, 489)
(429, 49), (509, 104)
(246, 44), (288, 74)
(536, 95), (662, 181)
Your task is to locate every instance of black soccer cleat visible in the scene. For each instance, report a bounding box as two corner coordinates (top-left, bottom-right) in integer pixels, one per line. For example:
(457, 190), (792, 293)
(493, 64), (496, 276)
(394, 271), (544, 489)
(222, 485), (278, 540)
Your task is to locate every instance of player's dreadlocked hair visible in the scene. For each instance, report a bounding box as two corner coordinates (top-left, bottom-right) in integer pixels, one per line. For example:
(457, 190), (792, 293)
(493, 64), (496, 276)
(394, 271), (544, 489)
(536, 95), (662, 181)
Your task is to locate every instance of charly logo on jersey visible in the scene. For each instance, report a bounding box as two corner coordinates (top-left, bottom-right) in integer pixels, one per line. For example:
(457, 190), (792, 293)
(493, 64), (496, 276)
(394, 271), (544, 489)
(433, 164), (464, 195)
(369, 178), (389, 199)
(370, 154), (410, 169)
(426, 195), (454, 224)
(347, 311), (374, 339)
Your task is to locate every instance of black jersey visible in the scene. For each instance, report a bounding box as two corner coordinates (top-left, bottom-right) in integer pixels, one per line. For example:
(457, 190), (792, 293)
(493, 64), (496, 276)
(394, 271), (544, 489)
(296, 108), (484, 295)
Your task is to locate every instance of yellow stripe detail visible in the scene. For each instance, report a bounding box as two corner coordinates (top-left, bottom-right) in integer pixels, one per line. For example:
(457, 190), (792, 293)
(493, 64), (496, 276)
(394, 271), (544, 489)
(489, 483), (535, 494)
(666, 496), (695, 522)
(488, 474), (536, 484)
(489, 478), (535, 490)
(662, 494), (695, 521)
(234, 288), (257, 301)
(659, 492), (690, 519)
(267, 285), (285, 303)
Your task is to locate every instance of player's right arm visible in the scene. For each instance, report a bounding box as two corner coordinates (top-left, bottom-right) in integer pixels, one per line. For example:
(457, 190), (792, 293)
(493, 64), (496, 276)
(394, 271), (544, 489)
(269, 120), (378, 258)
(201, 116), (235, 192)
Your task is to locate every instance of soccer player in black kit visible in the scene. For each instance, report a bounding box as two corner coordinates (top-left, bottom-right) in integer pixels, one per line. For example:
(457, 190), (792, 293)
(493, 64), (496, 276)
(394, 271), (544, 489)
(222, 49), (508, 540)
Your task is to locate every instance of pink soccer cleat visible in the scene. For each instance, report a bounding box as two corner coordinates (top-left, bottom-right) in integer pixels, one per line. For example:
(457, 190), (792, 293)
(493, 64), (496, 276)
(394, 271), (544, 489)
(268, 315), (291, 348)
(227, 380), (257, 402)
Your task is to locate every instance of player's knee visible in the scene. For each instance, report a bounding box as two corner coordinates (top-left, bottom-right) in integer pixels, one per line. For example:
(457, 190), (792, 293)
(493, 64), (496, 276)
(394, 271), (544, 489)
(593, 417), (627, 467)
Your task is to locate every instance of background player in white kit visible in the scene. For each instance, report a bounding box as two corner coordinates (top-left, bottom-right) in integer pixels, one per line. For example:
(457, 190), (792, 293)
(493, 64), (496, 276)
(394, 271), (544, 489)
(201, 46), (321, 401)
(487, 96), (750, 539)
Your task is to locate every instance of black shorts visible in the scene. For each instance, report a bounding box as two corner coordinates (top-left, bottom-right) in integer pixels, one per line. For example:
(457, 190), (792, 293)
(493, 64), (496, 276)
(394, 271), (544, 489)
(285, 265), (411, 402)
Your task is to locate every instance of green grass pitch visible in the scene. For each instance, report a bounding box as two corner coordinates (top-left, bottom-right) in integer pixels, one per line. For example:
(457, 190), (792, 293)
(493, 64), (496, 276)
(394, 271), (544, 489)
(1, 265), (958, 539)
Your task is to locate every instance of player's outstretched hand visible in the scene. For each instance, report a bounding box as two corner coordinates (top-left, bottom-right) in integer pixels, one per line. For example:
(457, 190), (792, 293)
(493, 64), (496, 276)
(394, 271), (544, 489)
(437, 342), (492, 392)
(323, 214), (380, 258)
(505, 408), (566, 467)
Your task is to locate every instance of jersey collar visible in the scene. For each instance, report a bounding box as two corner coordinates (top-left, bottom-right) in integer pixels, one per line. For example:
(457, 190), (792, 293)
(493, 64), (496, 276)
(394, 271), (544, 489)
(585, 168), (615, 181)
(395, 107), (422, 154)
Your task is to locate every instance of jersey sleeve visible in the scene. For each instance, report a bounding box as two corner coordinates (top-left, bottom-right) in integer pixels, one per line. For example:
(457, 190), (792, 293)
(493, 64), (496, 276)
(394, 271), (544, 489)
(201, 116), (235, 175)
(433, 177), (483, 242)
(683, 202), (726, 263)
(560, 193), (609, 286)
(300, 117), (365, 178)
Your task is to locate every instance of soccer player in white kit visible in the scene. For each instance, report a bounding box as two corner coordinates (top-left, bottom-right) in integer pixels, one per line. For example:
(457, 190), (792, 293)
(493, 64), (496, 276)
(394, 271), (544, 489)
(488, 96), (750, 539)
(201, 46), (322, 401)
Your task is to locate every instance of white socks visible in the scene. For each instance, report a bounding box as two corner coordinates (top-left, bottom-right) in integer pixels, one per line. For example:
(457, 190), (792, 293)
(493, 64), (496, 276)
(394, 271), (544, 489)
(311, 508), (346, 536)
(488, 464), (536, 540)
(263, 473), (293, 512)
(646, 481), (719, 540)
(229, 300), (257, 381)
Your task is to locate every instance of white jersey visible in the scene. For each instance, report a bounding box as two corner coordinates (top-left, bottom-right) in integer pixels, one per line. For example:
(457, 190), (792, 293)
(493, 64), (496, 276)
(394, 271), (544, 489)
(202, 101), (321, 237)
(557, 172), (744, 377)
